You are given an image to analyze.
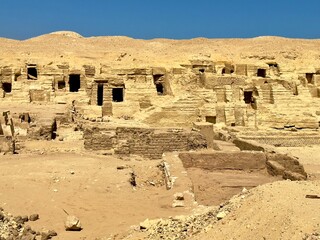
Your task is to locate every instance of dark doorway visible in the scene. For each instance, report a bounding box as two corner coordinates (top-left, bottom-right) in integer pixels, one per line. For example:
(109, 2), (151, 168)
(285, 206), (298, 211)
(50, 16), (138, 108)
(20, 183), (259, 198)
(97, 84), (104, 106)
(244, 91), (253, 104)
(222, 68), (226, 74)
(27, 67), (38, 80)
(206, 116), (216, 124)
(19, 113), (31, 123)
(2, 83), (12, 93)
(58, 81), (66, 90)
(112, 88), (123, 102)
(153, 75), (165, 95)
(51, 120), (57, 140)
(69, 75), (80, 92)
(257, 69), (266, 77)
(306, 73), (314, 83)
(155, 83), (164, 95)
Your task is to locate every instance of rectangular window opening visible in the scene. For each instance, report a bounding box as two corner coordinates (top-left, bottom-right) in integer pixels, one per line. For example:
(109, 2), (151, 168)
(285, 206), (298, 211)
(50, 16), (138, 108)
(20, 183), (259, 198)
(306, 73), (314, 83)
(205, 116), (216, 124)
(27, 66), (38, 80)
(69, 74), (81, 92)
(58, 81), (66, 90)
(2, 83), (12, 93)
(244, 91), (253, 104)
(257, 69), (266, 78)
(112, 88), (123, 102)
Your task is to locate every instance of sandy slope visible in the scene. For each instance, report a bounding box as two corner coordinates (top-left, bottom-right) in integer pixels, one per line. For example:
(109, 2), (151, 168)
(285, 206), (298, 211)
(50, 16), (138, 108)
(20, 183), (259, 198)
(0, 31), (320, 68)
(194, 180), (320, 240)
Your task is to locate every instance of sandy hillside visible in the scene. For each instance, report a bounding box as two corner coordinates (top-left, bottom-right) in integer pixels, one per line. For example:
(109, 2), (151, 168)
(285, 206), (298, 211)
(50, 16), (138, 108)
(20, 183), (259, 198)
(0, 31), (320, 68)
(193, 180), (320, 240)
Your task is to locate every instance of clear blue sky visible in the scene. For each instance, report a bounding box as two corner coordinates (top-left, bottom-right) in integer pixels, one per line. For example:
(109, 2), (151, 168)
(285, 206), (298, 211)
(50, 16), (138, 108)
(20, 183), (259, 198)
(0, 0), (319, 40)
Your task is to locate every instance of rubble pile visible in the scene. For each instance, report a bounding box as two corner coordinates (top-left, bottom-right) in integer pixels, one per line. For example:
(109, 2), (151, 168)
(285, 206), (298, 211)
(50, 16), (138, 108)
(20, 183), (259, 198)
(0, 208), (57, 240)
(137, 190), (249, 240)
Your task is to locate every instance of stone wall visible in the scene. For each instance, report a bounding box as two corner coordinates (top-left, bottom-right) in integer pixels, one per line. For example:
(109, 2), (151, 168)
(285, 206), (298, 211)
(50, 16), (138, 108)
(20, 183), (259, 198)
(84, 126), (207, 159)
(179, 151), (266, 171)
(179, 149), (307, 181)
(1, 59), (320, 129)
(233, 137), (307, 180)
(211, 129), (308, 180)
(238, 135), (320, 147)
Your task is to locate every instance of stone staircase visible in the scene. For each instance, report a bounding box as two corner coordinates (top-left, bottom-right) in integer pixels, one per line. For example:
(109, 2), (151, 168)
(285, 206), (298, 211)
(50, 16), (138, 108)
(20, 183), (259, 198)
(256, 84), (320, 129)
(141, 89), (216, 127)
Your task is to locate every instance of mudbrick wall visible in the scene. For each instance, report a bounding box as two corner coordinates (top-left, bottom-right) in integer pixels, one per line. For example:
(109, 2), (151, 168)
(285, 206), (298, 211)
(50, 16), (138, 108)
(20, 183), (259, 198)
(84, 126), (207, 159)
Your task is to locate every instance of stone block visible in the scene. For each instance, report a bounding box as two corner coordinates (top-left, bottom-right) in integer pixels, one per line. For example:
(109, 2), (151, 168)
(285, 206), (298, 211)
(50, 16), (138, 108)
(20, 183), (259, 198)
(193, 122), (214, 148)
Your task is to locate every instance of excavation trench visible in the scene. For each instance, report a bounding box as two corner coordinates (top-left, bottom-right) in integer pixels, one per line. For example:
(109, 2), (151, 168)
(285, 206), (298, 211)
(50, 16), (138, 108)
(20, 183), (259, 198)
(178, 151), (283, 206)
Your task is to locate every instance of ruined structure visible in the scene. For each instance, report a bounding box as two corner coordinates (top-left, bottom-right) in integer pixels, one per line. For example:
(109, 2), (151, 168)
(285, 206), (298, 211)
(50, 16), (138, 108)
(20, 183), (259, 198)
(0, 32), (319, 168)
(1, 31), (320, 239)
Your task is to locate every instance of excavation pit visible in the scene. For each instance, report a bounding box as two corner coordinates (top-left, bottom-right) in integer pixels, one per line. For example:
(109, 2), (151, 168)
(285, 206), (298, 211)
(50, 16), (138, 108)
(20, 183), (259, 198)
(179, 151), (282, 205)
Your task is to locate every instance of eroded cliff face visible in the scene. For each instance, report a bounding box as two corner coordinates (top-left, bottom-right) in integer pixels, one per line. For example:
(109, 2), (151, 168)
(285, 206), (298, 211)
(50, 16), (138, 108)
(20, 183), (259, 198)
(1, 32), (319, 130)
(0, 32), (320, 134)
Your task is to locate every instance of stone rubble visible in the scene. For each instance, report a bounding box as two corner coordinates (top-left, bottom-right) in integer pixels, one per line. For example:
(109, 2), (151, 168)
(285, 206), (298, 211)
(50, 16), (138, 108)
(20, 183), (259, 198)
(0, 208), (57, 240)
(136, 190), (250, 240)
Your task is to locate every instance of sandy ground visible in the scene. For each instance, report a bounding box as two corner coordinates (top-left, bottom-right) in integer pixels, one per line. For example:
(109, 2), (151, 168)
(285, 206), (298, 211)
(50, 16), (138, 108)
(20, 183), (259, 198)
(0, 151), (190, 240)
(0, 142), (320, 239)
(187, 168), (281, 206)
(194, 180), (320, 240)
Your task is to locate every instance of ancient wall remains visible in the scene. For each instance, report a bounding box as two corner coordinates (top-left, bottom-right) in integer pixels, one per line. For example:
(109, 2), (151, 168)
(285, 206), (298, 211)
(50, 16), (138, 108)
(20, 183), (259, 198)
(1, 58), (320, 130)
(179, 151), (266, 171)
(84, 126), (207, 159)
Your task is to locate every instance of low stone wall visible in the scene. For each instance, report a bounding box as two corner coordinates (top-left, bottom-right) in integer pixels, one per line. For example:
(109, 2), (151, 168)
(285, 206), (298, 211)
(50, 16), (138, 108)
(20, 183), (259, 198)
(179, 151), (266, 171)
(84, 126), (207, 159)
(240, 136), (320, 147)
(233, 138), (273, 152)
(231, 137), (307, 180)
(179, 149), (307, 181)
(266, 152), (307, 180)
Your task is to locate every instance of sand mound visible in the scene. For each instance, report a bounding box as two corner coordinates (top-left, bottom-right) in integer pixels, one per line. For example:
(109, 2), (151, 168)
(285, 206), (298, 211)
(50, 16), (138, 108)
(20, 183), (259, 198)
(121, 180), (320, 240)
(194, 180), (320, 240)
(48, 31), (83, 38)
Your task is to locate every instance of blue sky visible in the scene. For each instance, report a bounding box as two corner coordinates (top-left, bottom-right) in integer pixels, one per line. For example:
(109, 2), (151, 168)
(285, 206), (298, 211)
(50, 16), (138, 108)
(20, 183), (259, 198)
(0, 0), (319, 40)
